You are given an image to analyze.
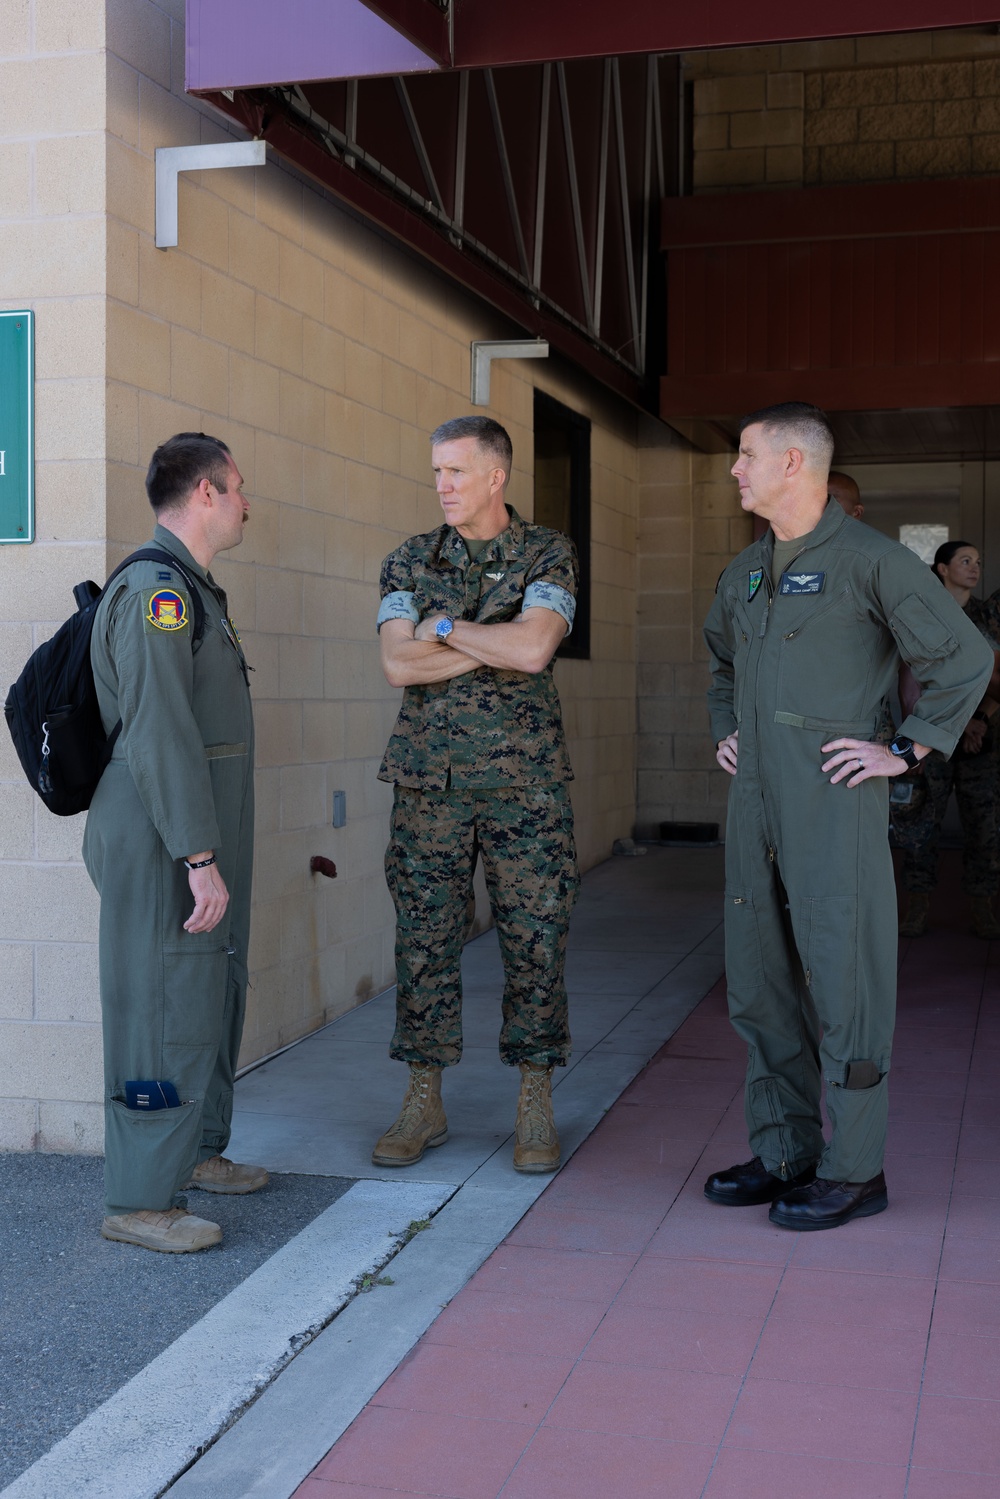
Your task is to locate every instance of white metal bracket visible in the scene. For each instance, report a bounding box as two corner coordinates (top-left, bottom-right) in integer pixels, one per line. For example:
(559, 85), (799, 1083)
(155, 140), (268, 249)
(470, 339), (549, 406)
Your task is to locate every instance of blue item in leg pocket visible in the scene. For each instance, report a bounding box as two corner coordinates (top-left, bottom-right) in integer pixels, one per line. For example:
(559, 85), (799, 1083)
(125, 1079), (182, 1110)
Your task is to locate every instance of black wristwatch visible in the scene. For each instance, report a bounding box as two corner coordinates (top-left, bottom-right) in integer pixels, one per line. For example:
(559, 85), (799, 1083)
(889, 734), (920, 770)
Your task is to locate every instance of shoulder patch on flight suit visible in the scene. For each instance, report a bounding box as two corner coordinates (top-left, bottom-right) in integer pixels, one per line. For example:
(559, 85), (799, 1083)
(748, 568), (764, 601)
(144, 588), (189, 633)
(779, 571), (826, 595)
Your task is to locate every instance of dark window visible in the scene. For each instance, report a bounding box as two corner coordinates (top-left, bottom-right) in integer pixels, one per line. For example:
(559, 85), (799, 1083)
(533, 389), (591, 660)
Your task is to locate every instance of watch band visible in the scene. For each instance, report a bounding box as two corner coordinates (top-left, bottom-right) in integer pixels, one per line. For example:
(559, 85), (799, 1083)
(184, 854), (217, 870)
(890, 736), (920, 770)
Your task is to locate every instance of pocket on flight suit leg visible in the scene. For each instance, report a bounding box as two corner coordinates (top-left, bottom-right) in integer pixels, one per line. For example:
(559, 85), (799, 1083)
(158, 945), (234, 1114)
(104, 1096), (202, 1214)
(796, 894), (859, 1063)
(723, 889), (766, 1010)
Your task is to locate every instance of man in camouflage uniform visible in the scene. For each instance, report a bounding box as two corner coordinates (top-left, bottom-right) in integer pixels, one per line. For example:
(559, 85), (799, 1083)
(374, 415), (579, 1174)
(894, 555), (1000, 937)
(892, 737), (999, 911)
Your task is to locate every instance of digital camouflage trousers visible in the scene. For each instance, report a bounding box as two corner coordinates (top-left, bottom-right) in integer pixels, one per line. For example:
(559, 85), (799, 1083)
(385, 784), (579, 1068)
(892, 739), (1000, 896)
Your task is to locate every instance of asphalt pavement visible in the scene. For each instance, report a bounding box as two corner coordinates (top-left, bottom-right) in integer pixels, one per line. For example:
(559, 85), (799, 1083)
(0, 1155), (353, 1489)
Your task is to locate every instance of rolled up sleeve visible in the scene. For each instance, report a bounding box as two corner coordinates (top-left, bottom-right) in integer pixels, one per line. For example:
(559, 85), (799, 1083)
(377, 590), (419, 632)
(523, 579), (576, 633)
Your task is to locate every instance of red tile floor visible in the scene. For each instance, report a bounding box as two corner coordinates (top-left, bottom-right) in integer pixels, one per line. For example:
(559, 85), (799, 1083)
(296, 853), (1000, 1498)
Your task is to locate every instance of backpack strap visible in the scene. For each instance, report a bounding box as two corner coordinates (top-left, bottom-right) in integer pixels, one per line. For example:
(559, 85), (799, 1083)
(99, 547), (210, 761)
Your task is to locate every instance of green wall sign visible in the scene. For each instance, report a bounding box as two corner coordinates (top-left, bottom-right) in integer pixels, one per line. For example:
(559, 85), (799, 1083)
(0, 310), (34, 544)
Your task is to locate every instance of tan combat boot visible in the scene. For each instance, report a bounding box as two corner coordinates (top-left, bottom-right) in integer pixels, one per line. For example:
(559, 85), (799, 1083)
(513, 1061), (560, 1174)
(971, 896), (1000, 940)
(100, 1207), (222, 1253)
(185, 1154), (270, 1194)
(372, 1063), (448, 1166)
(898, 893), (930, 937)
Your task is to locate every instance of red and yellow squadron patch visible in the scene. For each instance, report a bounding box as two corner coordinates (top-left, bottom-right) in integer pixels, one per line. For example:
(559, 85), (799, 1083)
(145, 588), (188, 632)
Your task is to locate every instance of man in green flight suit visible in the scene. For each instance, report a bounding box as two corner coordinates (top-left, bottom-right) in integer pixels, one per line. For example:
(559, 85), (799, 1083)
(84, 433), (265, 1253)
(703, 403), (992, 1230)
(374, 415), (579, 1175)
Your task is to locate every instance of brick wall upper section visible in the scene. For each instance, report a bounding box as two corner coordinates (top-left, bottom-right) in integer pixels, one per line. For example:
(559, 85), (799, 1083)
(687, 28), (1000, 194)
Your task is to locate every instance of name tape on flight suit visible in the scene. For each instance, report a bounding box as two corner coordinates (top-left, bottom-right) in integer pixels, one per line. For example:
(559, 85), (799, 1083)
(779, 572), (826, 595)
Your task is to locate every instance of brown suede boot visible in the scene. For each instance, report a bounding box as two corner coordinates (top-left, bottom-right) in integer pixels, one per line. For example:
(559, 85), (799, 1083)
(898, 893), (929, 937)
(971, 896), (1000, 940)
(513, 1061), (560, 1174)
(371, 1063), (448, 1166)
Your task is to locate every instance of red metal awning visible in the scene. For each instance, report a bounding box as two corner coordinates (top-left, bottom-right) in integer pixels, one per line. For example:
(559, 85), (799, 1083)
(185, 1), (1000, 417)
(660, 176), (1000, 422)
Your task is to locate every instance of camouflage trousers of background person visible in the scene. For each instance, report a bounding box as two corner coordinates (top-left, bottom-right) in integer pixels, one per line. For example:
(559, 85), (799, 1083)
(891, 736), (1000, 897)
(385, 784), (579, 1069)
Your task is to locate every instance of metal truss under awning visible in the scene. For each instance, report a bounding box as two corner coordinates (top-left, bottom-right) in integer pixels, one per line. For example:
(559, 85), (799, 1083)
(194, 54), (677, 410)
(185, 0), (999, 413)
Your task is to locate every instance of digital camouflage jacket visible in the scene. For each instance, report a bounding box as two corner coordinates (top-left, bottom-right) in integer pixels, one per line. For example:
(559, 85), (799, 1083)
(377, 506), (578, 790)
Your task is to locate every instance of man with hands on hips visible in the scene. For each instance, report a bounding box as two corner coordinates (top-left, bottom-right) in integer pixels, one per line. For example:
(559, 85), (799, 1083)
(703, 402), (992, 1230)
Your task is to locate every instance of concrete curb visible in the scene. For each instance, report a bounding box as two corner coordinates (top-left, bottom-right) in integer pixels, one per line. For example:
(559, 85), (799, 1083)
(1, 1180), (452, 1499)
(164, 960), (724, 1498)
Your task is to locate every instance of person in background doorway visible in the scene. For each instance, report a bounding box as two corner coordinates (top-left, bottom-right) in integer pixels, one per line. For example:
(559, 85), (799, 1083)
(894, 540), (1000, 939)
(828, 470), (864, 520)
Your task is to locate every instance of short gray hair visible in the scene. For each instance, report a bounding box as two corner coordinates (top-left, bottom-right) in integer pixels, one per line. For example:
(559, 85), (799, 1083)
(430, 416), (512, 477)
(740, 402), (834, 473)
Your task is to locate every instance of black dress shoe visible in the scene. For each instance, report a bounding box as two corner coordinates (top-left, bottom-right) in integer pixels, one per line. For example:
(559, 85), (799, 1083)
(768, 1171), (888, 1231)
(704, 1156), (817, 1207)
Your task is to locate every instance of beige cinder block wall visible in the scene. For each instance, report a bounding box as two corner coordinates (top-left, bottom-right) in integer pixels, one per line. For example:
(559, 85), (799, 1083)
(636, 440), (750, 839)
(0, 0), (640, 1152)
(0, 0), (108, 1151)
(686, 27), (1000, 194)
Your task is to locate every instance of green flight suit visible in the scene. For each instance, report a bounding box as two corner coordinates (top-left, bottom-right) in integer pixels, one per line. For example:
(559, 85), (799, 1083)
(82, 525), (254, 1217)
(704, 501), (992, 1182)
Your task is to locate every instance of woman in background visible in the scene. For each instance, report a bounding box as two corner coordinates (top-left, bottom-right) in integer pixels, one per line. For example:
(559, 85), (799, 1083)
(895, 540), (1000, 939)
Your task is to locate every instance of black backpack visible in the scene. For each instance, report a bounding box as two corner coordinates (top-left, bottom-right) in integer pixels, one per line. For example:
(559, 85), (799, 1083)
(4, 547), (206, 817)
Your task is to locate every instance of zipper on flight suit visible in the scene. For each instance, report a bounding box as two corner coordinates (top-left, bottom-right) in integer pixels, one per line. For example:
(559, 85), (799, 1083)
(749, 569), (780, 865)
